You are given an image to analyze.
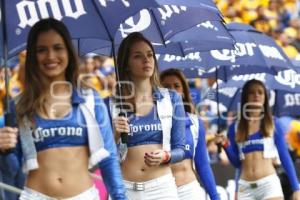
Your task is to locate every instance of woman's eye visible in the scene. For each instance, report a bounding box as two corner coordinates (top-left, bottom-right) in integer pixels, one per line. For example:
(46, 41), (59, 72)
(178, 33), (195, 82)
(37, 48), (46, 53)
(54, 45), (65, 51)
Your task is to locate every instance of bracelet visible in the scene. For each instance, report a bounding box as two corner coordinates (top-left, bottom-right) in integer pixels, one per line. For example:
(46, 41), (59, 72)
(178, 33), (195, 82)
(222, 140), (230, 149)
(162, 151), (171, 164)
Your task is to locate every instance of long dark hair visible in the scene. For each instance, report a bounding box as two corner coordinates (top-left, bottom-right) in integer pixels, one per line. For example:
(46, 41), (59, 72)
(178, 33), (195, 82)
(116, 32), (161, 110)
(236, 79), (274, 142)
(16, 18), (79, 122)
(160, 68), (194, 113)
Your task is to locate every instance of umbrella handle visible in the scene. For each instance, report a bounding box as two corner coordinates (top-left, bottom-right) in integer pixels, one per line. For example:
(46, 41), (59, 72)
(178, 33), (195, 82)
(2, 112), (16, 153)
(217, 143), (222, 154)
(119, 111), (128, 144)
(4, 112), (14, 127)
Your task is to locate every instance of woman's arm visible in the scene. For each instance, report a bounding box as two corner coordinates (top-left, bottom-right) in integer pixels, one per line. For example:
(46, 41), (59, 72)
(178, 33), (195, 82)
(169, 91), (186, 163)
(222, 123), (241, 168)
(94, 93), (126, 200)
(274, 119), (300, 192)
(194, 119), (219, 200)
(0, 101), (23, 173)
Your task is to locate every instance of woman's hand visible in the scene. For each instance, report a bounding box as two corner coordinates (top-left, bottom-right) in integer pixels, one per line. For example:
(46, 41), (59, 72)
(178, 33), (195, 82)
(0, 127), (18, 151)
(292, 190), (300, 200)
(112, 116), (130, 141)
(214, 132), (229, 148)
(144, 149), (170, 167)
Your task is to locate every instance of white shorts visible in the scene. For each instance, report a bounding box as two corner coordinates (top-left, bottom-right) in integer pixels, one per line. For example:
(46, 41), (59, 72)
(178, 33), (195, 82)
(124, 173), (179, 200)
(238, 174), (283, 200)
(19, 185), (100, 200)
(177, 180), (206, 200)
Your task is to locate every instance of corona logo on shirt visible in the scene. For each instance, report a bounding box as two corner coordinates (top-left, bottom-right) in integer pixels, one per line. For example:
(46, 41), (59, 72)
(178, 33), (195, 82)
(129, 123), (162, 134)
(119, 5), (187, 38)
(33, 127), (83, 142)
(16, 0), (86, 29)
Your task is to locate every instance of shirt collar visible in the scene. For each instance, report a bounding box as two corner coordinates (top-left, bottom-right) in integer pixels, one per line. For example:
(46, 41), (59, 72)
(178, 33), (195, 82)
(153, 88), (164, 101)
(71, 89), (85, 105)
(185, 112), (192, 127)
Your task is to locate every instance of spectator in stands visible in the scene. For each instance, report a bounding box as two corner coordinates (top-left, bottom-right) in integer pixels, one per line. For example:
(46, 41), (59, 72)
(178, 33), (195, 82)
(280, 27), (299, 59)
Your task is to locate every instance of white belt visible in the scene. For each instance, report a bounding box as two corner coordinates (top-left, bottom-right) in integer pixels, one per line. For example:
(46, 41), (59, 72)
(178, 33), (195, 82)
(124, 173), (173, 191)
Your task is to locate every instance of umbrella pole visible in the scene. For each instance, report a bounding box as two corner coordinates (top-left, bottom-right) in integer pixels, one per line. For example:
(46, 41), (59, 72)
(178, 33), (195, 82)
(111, 42), (127, 144)
(215, 66), (222, 153)
(1, 0), (13, 127)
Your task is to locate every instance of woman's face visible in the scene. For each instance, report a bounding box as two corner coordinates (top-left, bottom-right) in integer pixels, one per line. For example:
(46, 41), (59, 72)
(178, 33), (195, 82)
(246, 83), (265, 108)
(36, 29), (68, 81)
(161, 75), (184, 95)
(128, 41), (155, 80)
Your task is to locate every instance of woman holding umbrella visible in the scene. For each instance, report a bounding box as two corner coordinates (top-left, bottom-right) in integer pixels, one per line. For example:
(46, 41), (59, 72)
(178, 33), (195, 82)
(0, 18), (126, 200)
(215, 79), (300, 200)
(112, 32), (186, 199)
(160, 68), (219, 200)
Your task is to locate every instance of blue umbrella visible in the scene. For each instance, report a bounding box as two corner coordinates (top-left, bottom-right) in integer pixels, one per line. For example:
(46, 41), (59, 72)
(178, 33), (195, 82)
(207, 28), (292, 72)
(0, 0), (163, 124)
(292, 58), (300, 72)
(3, 0), (161, 58)
(154, 20), (235, 56)
(1, 0), (224, 119)
(160, 23), (293, 76)
(2, 1), (225, 58)
(205, 70), (300, 115)
(219, 70), (300, 92)
(78, 16), (228, 56)
(80, 19), (234, 56)
(274, 91), (300, 117)
(157, 0), (221, 13)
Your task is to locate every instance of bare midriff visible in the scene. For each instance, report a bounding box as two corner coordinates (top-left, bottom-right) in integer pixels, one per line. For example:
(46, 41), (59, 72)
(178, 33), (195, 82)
(240, 151), (276, 181)
(26, 146), (93, 198)
(171, 159), (197, 186)
(121, 144), (172, 182)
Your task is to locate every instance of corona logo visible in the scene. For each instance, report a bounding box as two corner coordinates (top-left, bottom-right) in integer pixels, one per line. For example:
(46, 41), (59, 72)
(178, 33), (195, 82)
(98, 0), (130, 7)
(17, 0), (86, 29)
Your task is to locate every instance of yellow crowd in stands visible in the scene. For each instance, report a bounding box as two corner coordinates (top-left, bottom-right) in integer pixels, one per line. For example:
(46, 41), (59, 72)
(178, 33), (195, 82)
(215, 0), (300, 59)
